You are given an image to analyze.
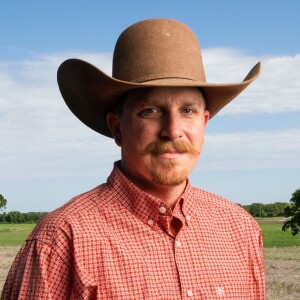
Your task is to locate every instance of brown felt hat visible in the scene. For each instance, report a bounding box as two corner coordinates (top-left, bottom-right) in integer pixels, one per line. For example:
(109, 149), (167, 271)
(57, 18), (261, 138)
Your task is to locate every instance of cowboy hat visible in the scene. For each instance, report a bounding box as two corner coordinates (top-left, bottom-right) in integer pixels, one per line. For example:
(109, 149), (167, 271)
(57, 18), (261, 138)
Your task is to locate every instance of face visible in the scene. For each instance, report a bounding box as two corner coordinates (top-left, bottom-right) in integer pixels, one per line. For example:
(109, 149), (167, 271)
(106, 87), (210, 190)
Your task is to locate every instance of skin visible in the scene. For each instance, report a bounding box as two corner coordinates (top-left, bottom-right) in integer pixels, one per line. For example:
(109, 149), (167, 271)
(106, 87), (210, 209)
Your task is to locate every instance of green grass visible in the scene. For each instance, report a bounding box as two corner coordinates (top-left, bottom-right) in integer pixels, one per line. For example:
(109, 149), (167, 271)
(0, 224), (36, 246)
(1, 220), (300, 248)
(258, 220), (300, 248)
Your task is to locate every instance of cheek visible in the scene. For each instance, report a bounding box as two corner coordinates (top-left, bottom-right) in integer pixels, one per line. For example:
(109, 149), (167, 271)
(132, 119), (159, 138)
(121, 120), (158, 150)
(187, 124), (206, 149)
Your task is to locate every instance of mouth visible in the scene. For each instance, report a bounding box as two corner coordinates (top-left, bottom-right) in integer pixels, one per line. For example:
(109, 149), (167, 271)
(157, 150), (185, 158)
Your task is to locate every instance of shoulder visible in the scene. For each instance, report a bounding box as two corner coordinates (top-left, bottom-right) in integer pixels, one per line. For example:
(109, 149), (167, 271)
(191, 187), (260, 231)
(28, 183), (112, 244)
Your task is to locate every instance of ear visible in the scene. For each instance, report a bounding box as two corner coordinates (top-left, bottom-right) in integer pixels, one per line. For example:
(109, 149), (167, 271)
(106, 112), (123, 146)
(204, 109), (210, 128)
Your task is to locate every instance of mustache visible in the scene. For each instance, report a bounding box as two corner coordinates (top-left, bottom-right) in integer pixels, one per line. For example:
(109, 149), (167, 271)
(142, 140), (200, 156)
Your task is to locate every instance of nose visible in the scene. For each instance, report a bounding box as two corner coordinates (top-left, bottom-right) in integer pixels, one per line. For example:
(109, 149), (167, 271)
(159, 112), (183, 140)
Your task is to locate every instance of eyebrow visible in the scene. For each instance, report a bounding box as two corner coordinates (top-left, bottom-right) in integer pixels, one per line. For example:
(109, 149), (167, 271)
(142, 99), (206, 108)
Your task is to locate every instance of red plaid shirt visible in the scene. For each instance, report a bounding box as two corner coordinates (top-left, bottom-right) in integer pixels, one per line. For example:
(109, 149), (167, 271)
(2, 162), (265, 299)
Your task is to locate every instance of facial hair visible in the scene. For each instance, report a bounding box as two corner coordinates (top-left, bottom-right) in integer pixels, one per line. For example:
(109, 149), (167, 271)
(142, 140), (200, 186)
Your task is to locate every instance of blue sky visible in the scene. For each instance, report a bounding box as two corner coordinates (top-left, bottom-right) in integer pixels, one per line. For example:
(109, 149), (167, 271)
(0, 0), (299, 212)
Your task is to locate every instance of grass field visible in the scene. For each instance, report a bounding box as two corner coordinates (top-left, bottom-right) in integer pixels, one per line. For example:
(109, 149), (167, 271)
(1, 221), (300, 299)
(0, 224), (36, 246)
(257, 219), (300, 248)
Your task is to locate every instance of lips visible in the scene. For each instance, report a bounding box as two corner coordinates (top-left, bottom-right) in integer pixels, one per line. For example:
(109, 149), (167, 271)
(161, 149), (183, 155)
(158, 151), (183, 159)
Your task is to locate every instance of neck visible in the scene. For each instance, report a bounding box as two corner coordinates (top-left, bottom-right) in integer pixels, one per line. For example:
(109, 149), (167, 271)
(135, 181), (187, 210)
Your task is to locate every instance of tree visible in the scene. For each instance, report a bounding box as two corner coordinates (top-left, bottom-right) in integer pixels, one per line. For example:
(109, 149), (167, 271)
(6, 211), (25, 223)
(249, 203), (266, 218)
(0, 194), (7, 211)
(282, 188), (300, 236)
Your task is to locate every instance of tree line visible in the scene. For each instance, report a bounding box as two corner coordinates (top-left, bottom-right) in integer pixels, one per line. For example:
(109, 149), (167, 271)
(239, 202), (289, 218)
(0, 189), (299, 236)
(0, 203), (289, 224)
(0, 194), (48, 224)
(0, 211), (48, 224)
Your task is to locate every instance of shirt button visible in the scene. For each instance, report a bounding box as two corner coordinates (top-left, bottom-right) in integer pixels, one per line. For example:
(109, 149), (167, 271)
(187, 290), (193, 297)
(147, 219), (154, 226)
(185, 215), (191, 223)
(175, 240), (182, 248)
(159, 206), (167, 214)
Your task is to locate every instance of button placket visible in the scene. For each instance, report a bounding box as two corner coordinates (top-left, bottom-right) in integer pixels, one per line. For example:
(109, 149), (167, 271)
(147, 219), (154, 226)
(185, 215), (191, 223)
(175, 240), (182, 248)
(159, 206), (167, 214)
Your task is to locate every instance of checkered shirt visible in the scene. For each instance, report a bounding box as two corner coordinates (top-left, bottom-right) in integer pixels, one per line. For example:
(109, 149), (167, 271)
(2, 162), (265, 299)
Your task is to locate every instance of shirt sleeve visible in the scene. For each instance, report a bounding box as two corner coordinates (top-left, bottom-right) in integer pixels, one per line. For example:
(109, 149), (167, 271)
(251, 224), (266, 299)
(1, 239), (72, 299)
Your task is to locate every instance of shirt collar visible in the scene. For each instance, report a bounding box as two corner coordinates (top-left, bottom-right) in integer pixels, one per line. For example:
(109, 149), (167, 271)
(106, 161), (195, 226)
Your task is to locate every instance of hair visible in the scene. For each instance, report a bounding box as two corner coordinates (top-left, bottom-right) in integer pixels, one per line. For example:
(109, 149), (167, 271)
(109, 87), (207, 116)
(198, 88), (207, 109)
(109, 90), (133, 115)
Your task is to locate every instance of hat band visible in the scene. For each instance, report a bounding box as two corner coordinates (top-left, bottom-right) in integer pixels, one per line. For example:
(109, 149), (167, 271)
(130, 75), (197, 84)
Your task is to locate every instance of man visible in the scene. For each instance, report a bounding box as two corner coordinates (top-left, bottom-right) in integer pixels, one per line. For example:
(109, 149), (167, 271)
(2, 18), (265, 299)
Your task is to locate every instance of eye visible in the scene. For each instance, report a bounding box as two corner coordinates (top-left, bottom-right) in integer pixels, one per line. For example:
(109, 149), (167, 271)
(144, 108), (158, 114)
(138, 107), (161, 118)
(181, 107), (196, 114)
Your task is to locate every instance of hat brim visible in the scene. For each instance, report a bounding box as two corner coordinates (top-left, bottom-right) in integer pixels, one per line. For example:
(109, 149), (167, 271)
(57, 59), (261, 138)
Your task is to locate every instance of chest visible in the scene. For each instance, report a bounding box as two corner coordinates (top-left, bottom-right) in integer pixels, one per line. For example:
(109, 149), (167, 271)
(70, 217), (255, 299)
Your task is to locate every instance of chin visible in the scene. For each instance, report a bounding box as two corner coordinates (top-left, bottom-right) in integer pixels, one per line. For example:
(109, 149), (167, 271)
(151, 168), (190, 186)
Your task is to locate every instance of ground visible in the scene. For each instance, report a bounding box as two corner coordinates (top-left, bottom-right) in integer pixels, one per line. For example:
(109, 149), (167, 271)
(0, 247), (19, 294)
(264, 247), (300, 299)
(1, 246), (300, 299)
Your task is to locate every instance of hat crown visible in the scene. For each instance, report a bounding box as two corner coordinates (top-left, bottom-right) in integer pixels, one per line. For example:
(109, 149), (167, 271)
(112, 18), (206, 84)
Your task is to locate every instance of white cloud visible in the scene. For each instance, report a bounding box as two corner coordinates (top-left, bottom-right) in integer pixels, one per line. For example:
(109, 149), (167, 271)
(0, 49), (299, 181)
(203, 49), (300, 115)
(200, 129), (300, 171)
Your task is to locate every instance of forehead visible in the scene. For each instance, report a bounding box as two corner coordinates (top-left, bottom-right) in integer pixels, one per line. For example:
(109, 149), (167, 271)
(122, 87), (205, 109)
